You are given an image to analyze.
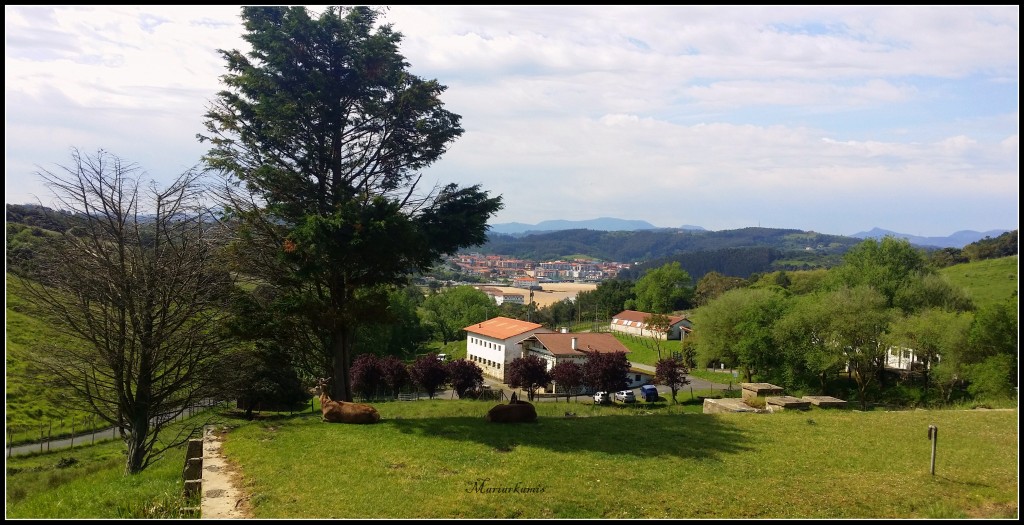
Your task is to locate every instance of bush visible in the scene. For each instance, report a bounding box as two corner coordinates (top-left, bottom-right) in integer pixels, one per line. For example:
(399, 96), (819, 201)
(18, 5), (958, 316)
(965, 354), (1017, 400)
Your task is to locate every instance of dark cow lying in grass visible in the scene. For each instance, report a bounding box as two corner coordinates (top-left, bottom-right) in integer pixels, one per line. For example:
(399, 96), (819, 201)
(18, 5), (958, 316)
(486, 392), (537, 423)
(314, 378), (381, 424)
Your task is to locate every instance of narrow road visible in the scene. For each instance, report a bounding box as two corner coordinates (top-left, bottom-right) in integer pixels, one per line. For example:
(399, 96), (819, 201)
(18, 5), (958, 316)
(7, 427), (120, 457)
(6, 403), (222, 458)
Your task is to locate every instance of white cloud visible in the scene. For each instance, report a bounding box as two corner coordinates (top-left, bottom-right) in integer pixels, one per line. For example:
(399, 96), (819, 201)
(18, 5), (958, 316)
(4, 5), (1018, 237)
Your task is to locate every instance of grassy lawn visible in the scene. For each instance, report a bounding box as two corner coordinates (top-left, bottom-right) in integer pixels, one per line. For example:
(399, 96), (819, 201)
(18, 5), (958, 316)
(611, 331), (680, 366)
(5, 439), (198, 519)
(221, 401), (1018, 519)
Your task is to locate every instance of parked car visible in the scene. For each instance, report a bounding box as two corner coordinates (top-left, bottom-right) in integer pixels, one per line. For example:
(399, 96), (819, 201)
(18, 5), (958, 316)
(593, 391), (611, 404)
(614, 390), (636, 403)
(639, 384), (659, 402)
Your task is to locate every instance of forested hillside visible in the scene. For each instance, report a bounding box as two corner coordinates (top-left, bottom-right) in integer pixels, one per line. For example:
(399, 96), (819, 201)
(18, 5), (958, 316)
(479, 227), (863, 263)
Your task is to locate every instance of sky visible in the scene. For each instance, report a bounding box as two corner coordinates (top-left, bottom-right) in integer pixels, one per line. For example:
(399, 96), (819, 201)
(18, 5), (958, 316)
(4, 5), (1019, 238)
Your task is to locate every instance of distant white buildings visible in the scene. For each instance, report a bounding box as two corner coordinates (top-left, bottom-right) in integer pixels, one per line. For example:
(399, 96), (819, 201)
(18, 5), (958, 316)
(478, 286), (525, 305)
(609, 310), (692, 340)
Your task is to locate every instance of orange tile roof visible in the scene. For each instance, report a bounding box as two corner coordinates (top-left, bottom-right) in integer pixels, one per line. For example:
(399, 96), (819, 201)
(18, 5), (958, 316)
(528, 333), (630, 356)
(464, 317), (545, 340)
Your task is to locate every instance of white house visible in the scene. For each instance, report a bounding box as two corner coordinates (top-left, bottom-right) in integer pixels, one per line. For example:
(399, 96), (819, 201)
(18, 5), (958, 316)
(521, 332), (630, 370)
(885, 346), (939, 372)
(464, 317), (547, 382)
(609, 310), (692, 340)
(519, 332), (635, 393)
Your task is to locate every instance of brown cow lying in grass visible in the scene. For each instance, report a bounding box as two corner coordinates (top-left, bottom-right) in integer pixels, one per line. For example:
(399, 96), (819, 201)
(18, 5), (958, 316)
(314, 378), (381, 424)
(485, 392), (537, 423)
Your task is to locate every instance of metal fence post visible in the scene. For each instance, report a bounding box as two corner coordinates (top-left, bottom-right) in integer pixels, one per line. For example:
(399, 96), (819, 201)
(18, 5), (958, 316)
(928, 425), (938, 476)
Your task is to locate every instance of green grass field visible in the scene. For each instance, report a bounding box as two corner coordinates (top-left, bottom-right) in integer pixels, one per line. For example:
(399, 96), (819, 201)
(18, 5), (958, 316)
(218, 401), (1018, 519)
(611, 331), (678, 366)
(5, 395), (1017, 518)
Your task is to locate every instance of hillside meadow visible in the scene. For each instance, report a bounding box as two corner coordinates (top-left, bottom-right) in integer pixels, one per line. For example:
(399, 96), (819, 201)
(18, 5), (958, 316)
(938, 255), (1018, 311)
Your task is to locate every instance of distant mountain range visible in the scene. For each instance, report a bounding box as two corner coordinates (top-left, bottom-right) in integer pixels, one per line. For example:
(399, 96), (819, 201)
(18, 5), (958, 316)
(849, 228), (1013, 249)
(487, 217), (1012, 249)
(488, 218), (706, 235)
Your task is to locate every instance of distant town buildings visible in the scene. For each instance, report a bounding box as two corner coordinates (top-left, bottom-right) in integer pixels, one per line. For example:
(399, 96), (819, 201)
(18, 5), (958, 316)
(446, 253), (630, 283)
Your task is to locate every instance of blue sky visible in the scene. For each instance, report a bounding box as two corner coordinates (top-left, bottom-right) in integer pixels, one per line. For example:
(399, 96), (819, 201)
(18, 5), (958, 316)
(4, 5), (1019, 237)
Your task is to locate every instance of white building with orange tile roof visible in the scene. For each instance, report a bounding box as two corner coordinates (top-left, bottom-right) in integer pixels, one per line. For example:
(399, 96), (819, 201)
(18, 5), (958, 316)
(610, 310), (692, 340)
(464, 317), (548, 382)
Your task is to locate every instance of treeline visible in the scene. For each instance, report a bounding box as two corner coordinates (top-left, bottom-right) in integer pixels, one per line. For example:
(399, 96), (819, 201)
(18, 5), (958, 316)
(5, 203), (81, 233)
(478, 227), (861, 263)
(929, 230), (1018, 267)
(688, 238), (1017, 409)
(617, 246), (846, 283)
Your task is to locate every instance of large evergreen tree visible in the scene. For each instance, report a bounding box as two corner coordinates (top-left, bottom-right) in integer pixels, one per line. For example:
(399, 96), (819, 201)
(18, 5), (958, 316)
(200, 6), (502, 401)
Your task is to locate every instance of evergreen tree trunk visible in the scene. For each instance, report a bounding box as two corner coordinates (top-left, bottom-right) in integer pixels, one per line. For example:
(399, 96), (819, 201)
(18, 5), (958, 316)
(332, 328), (354, 402)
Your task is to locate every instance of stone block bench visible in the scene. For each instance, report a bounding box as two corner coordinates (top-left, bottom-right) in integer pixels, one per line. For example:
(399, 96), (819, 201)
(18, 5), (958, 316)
(765, 395), (811, 410)
(801, 395), (848, 408)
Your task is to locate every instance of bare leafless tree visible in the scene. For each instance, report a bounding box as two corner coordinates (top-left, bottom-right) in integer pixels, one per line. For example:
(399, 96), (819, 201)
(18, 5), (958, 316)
(19, 148), (233, 474)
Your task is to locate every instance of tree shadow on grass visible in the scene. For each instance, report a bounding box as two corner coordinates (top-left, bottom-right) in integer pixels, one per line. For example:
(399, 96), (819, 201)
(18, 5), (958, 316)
(383, 412), (752, 461)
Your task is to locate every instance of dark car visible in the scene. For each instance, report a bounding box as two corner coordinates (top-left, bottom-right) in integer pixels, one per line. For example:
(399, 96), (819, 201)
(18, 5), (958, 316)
(639, 384), (659, 402)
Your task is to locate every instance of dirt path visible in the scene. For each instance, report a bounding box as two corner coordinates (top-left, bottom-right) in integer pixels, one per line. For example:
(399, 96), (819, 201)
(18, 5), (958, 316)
(201, 426), (252, 519)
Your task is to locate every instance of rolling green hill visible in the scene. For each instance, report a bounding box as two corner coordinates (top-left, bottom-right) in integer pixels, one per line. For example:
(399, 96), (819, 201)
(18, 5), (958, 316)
(939, 255), (1018, 311)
